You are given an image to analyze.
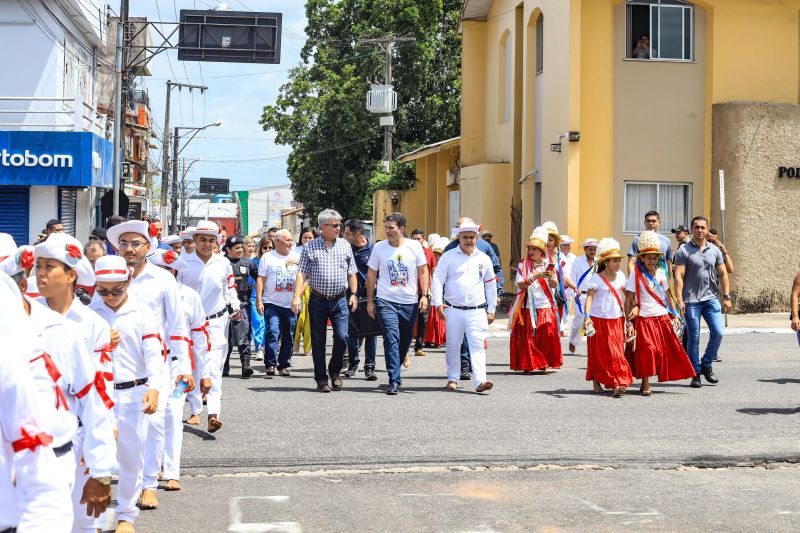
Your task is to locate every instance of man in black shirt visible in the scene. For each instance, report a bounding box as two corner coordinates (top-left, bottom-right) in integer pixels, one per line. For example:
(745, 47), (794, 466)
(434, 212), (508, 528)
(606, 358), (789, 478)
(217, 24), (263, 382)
(223, 236), (254, 378)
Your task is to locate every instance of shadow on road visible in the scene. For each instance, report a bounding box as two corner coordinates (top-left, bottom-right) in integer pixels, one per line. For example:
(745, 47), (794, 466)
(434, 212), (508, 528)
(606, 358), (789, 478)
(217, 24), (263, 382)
(182, 425), (217, 441)
(757, 378), (800, 385)
(737, 406), (800, 415)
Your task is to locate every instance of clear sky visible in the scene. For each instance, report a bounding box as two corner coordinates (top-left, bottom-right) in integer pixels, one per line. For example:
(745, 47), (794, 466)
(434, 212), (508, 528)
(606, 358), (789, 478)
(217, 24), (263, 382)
(132, 1), (307, 192)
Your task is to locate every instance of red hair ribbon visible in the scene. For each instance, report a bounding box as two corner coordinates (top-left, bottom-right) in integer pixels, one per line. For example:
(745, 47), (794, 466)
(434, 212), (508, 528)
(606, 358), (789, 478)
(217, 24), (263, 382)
(143, 332), (168, 361)
(30, 352), (69, 411)
(149, 222), (159, 237)
(191, 321), (211, 352)
(163, 250), (177, 264)
(95, 343), (116, 364)
(12, 427), (53, 453)
(170, 335), (194, 370)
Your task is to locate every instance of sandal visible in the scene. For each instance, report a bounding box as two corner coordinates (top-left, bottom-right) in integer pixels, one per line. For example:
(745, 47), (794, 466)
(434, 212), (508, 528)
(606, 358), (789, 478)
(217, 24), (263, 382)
(640, 387), (652, 396)
(613, 386), (626, 398)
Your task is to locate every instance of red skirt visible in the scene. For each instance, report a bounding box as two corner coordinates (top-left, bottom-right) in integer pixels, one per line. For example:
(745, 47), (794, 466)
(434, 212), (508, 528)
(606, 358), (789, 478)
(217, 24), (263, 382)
(510, 310), (549, 371)
(512, 306), (563, 369)
(586, 317), (634, 388)
(629, 315), (696, 382)
(423, 307), (447, 346)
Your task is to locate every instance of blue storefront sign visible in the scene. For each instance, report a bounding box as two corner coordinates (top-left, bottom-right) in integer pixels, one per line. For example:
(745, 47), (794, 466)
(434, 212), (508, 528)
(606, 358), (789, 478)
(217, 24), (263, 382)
(0, 130), (113, 188)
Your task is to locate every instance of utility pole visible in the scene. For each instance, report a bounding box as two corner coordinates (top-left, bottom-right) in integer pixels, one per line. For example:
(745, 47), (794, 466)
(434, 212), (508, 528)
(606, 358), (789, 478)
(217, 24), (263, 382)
(171, 126), (179, 232)
(111, 0), (130, 217)
(359, 36), (414, 171)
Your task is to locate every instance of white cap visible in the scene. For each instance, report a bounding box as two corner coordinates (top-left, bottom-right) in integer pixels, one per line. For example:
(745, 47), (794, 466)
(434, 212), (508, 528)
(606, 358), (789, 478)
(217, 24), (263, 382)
(451, 224), (480, 236)
(581, 238), (599, 248)
(180, 227), (196, 240)
(163, 234), (182, 246)
(93, 255), (131, 282)
(107, 220), (158, 252)
(0, 233), (17, 260)
(149, 249), (188, 272)
(190, 220), (219, 237)
(560, 235), (574, 245)
(34, 233), (95, 286)
(0, 246), (34, 277)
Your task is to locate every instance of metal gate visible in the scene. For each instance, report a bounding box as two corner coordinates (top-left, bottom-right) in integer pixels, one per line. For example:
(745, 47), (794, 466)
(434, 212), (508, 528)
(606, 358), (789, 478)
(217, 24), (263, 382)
(58, 187), (78, 237)
(0, 186), (30, 245)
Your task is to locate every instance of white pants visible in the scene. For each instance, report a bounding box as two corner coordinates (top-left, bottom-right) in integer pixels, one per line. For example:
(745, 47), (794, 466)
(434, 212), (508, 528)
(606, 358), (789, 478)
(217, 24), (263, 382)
(162, 363), (184, 480)
(187, 362), (203, 416)
(561, 289), (574, 331)
(142, 366), (169, 492)
(114, 386), (148, 524)
(569, 293), (586, 347)
(444, 308), (488, 389)
(206, 345), (225, 416)
(70, 431), (101, 533)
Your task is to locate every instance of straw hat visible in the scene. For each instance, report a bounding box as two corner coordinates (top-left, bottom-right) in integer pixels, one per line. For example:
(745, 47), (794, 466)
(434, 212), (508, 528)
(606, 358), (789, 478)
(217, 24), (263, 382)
(542, 221), (561, 246)
(596, 238), (622, 262)
(636, 231), (664, 256)
(527, 226), (549, 253)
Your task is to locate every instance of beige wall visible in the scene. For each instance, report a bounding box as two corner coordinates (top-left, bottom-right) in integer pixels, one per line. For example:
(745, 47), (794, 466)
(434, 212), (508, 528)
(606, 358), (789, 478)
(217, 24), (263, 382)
(711, 103), (800, 312)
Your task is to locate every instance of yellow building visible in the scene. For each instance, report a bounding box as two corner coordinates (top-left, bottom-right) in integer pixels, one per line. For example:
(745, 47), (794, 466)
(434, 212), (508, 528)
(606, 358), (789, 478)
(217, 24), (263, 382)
(376, 0), (800, 309)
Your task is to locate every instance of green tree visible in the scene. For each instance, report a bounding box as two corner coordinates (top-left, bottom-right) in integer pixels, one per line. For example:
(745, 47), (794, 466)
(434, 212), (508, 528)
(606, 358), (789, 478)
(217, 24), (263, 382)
(260, 0), (461, 222)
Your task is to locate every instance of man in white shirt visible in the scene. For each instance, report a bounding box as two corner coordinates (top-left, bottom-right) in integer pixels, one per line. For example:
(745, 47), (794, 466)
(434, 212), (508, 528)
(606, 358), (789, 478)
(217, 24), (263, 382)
(178, 221), (240, 433)
(366, 213), (429, 395)
(567, 238), (598, 353)
(256, 229), (300, 376)
(559, 235), (577, 332)
(431, 224), (497, 393)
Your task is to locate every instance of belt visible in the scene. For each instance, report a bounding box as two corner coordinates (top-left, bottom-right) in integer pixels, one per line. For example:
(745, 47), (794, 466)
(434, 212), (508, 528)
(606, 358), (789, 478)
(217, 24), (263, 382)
(309, 289), (347, 301)
(171, 356), (178, 362)
(444, 301), (487, 311)
(53, 440), (73, 458)
(1, 527), (16, 533)
(207, 309), (226, 320)
(114, 377), (148, 390)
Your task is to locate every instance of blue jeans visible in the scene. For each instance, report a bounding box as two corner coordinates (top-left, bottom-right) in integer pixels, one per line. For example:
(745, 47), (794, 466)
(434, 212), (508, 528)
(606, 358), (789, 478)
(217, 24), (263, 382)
(264, 304), (297, 369)
(460, 337), (472, 373)
(684, 298), (724, 373)
(347, 335), (377, 370)
(376, 298), (419, 385)
(308, 296), (349, 383)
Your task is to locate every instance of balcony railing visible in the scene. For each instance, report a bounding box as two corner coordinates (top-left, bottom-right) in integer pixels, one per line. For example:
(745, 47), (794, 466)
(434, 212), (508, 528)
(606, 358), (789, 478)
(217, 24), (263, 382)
(131, 90), (150, 107)
(0, 95), (110, 139)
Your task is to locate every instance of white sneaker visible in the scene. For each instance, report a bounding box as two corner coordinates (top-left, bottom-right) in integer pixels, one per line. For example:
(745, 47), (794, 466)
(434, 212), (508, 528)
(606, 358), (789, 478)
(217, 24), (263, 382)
(254, 348), (264, 361)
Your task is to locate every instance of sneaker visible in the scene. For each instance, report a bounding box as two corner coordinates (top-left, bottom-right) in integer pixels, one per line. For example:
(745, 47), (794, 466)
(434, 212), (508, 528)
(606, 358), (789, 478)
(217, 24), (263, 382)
(343, 364), (358, 378)
(364, 368), (378, 381)
(253, 349), (264, 361)
(241, 367), (254, 379)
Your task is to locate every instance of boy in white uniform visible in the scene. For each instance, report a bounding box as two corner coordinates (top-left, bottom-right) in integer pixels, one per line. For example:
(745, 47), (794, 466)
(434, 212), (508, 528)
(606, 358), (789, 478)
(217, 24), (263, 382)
(90, 256), (165, 533)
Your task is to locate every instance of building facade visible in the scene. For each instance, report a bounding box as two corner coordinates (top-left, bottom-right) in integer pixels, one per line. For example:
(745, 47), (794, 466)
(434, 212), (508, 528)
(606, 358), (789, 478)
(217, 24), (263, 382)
(379, 0), (800, 309)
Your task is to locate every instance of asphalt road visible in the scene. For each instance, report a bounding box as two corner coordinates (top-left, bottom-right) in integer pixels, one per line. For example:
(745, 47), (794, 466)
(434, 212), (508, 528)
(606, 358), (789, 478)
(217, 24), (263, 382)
(125, 331), (799, 532)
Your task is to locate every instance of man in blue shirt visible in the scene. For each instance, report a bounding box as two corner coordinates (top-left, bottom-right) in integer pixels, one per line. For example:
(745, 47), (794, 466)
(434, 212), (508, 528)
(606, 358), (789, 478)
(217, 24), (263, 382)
(444, 217), (504, 380)
(342, 219), (377, 380)
(627, 210), (674, 273)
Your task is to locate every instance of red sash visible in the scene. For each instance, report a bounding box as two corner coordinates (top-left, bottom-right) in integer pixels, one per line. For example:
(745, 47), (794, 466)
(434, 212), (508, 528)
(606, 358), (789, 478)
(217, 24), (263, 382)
(76, 371), (115, 409)
(537, 278), (556, 309)
(598, 274), (624, 315)
(191, 321), (212, 352)
(12, 427), (53, 453)
(95, 343), (115, 364)
(635, 267), (668, 310)
(170, 335), (195, 370)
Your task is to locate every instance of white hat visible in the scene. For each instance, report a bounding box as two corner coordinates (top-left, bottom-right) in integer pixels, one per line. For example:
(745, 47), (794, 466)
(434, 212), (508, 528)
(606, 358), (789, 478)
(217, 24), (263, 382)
(451, 224), (480, 236)
(180, 227), (196, 240)
(190, 220), (219, 237)
(637, 231), (664, 257)
(94, 255), (131, 282)
(149, 249), (188, 272)
(34, 233), (95, 286)
(163, 234), (181, 246)
(107, 220), (158, 252)
(25, 274), (40, 298)
(432, 236), (450, 253)
(0, 245), (34, 277)
(0, 233), (17, 260)
(580, 238), (599, 248)
(542, 221), (561, 245)
(560, 235), (574, 245)
(527, 227), (549, 252)
(597, 237), (622, 262)
(427, 233), (441, 248)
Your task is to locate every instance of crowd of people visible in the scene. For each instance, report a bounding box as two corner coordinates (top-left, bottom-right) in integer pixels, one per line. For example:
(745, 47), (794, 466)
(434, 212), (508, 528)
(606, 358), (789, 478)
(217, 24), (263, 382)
(0, 206), (733, 532)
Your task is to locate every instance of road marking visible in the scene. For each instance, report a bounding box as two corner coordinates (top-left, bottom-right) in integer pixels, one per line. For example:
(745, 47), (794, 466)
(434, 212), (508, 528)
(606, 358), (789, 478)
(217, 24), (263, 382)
(578, 499), (661, 516)
(399, 493), (455, 497)
(228, 496), (301, 533)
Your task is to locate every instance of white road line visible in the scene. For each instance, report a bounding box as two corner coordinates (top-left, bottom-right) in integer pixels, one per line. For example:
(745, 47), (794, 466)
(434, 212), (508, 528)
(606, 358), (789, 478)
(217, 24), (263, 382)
(578, 499), (661, 517)
(228, 496), (301, 533)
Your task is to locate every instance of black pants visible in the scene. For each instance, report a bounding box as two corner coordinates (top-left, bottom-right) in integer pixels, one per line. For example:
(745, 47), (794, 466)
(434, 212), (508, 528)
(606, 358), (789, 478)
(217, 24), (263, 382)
(414, 305), (429, 351)
(225, 306), (251, 372)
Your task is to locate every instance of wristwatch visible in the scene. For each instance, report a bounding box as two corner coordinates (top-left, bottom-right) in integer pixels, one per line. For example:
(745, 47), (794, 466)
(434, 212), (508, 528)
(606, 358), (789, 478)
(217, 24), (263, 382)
(723, 293), (731, 299)
(92, 476), (112, 486)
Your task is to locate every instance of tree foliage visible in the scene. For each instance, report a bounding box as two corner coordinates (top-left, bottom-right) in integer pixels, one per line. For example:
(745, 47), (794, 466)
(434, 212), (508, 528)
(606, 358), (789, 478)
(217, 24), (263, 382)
(260, 0), (462, 222)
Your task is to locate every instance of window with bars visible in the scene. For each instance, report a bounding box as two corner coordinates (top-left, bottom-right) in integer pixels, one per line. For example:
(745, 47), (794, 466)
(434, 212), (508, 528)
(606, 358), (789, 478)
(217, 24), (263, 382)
(627, 0), (693, 61)
(623, 181), (691, 234)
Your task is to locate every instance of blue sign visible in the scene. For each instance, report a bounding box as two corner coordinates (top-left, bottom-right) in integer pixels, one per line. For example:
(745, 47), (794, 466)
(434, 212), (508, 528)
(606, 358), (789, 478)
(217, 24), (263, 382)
(0, 130), (113, 188)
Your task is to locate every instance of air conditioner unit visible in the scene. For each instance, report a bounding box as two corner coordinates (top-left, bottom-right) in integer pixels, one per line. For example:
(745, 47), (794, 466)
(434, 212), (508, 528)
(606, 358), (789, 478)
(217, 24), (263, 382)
(446, 169), (459, 186)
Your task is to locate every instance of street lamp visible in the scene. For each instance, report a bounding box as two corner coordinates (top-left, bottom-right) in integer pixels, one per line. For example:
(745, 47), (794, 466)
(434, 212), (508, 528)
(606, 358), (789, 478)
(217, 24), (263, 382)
(169, 120), (221, 232)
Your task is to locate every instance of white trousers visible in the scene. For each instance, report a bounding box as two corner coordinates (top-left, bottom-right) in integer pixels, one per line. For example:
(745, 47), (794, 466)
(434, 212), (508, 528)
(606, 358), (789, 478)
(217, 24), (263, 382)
(560, 288), (575, 331)
(162, 363), (184, 480)
(114, 386), (148, 524)
(187, 362), (203, 416)
(206, 345), (225, 416)
(70, 431), (100, 533)
(444, 308), (488, 389)
(142, 366), (169, 492)
(569, 293), (586, 347)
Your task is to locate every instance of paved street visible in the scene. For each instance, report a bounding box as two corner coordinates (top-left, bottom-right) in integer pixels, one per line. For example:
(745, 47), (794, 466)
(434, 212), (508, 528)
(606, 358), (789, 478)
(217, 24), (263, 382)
(130, 330), (800, 532)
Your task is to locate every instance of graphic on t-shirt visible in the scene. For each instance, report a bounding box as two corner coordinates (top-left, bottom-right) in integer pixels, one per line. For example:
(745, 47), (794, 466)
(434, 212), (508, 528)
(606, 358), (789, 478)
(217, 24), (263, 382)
(478, 263), (485, 280)
(274, 265), (295, 292)
(387, 258), (409, 287)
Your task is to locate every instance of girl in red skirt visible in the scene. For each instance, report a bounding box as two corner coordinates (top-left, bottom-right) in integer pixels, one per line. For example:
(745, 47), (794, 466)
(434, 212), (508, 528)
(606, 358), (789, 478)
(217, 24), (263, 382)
(624, 231), (696, 395)
(583, 238), (633, 397)
(423, 237), (448, 347)
(510, 227), (563, 372)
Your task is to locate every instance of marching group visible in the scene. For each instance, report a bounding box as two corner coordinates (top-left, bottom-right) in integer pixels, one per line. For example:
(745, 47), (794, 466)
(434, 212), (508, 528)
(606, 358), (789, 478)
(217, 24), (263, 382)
(0, 206), (731, 532)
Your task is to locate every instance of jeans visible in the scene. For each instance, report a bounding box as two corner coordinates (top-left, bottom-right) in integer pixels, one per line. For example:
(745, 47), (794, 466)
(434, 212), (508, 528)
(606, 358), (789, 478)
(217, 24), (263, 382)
(375, 298), (419, 385)
(460, 337), (473, 373)
(308, 296), (349, 383)
(347, 335), (377, 370)
(264, 303), (297, 369)
(684, 298), (724, 373)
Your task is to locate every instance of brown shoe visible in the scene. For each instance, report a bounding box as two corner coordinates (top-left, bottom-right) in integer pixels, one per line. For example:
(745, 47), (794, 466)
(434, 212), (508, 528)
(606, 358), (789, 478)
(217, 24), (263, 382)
(138, 488), (158, 509)
(185, 414), (201, 425)
(476, 381), (494, 393)
(446, 380), (458, 391)
(266, 366), (276, 376)
(207, 415), (223, 433)
(317, 380), (331, 392)
(165, 479), (181, 491)
(331, 375), (343, 391)
(279, 367), (290, 376)
(569, 343), (576, 353)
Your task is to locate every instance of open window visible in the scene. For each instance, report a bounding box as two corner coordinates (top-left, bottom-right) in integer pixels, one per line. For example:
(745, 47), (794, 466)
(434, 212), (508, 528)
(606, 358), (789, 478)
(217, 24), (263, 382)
(627, 0), (693, 61)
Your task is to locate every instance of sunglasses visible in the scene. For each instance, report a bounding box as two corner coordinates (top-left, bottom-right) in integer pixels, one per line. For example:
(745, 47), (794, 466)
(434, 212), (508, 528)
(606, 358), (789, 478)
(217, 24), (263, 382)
(96, 286), (126, 297)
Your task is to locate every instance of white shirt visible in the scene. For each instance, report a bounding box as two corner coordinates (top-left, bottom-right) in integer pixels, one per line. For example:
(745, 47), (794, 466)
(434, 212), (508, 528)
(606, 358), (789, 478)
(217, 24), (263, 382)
(89, 298), (167, 391)
(570, 254), (597, 292)
(367, 238), (427, 305)
(431, 246), (497, 313)
(560, 251), (577, 280)
(127, 261), (191, 376)
(587, 271), (627, 319)
(179, 284), (212, 380)
(625, 266), (670, 317)
(258, 250), (300, 308)
(27, 299), (117, 477)
(178, 251), (240, 347)
(515, 261), (553, 309)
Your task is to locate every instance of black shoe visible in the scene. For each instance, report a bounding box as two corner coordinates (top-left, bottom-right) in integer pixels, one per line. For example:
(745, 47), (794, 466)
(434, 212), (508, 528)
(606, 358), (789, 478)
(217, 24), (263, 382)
(701, 366), (718, 384)
(343, 364), (358, 378)
(222, 368), (230, 377)
(241, 367), (254, 379)
(364, 368), (377, 381)
(714, 356), (722, 362)
(690, 374), (702, 388)
(460, 372), (471, 381)
(317, 381), (331, 393)
(386, 382), (400, 395)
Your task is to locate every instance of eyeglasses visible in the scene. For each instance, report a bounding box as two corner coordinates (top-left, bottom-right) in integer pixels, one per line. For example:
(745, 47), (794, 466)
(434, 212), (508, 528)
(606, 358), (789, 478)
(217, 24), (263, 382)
(118, 240), (148, 250)
(96, 286), (126, 297)
(324, 223), (341, 229)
